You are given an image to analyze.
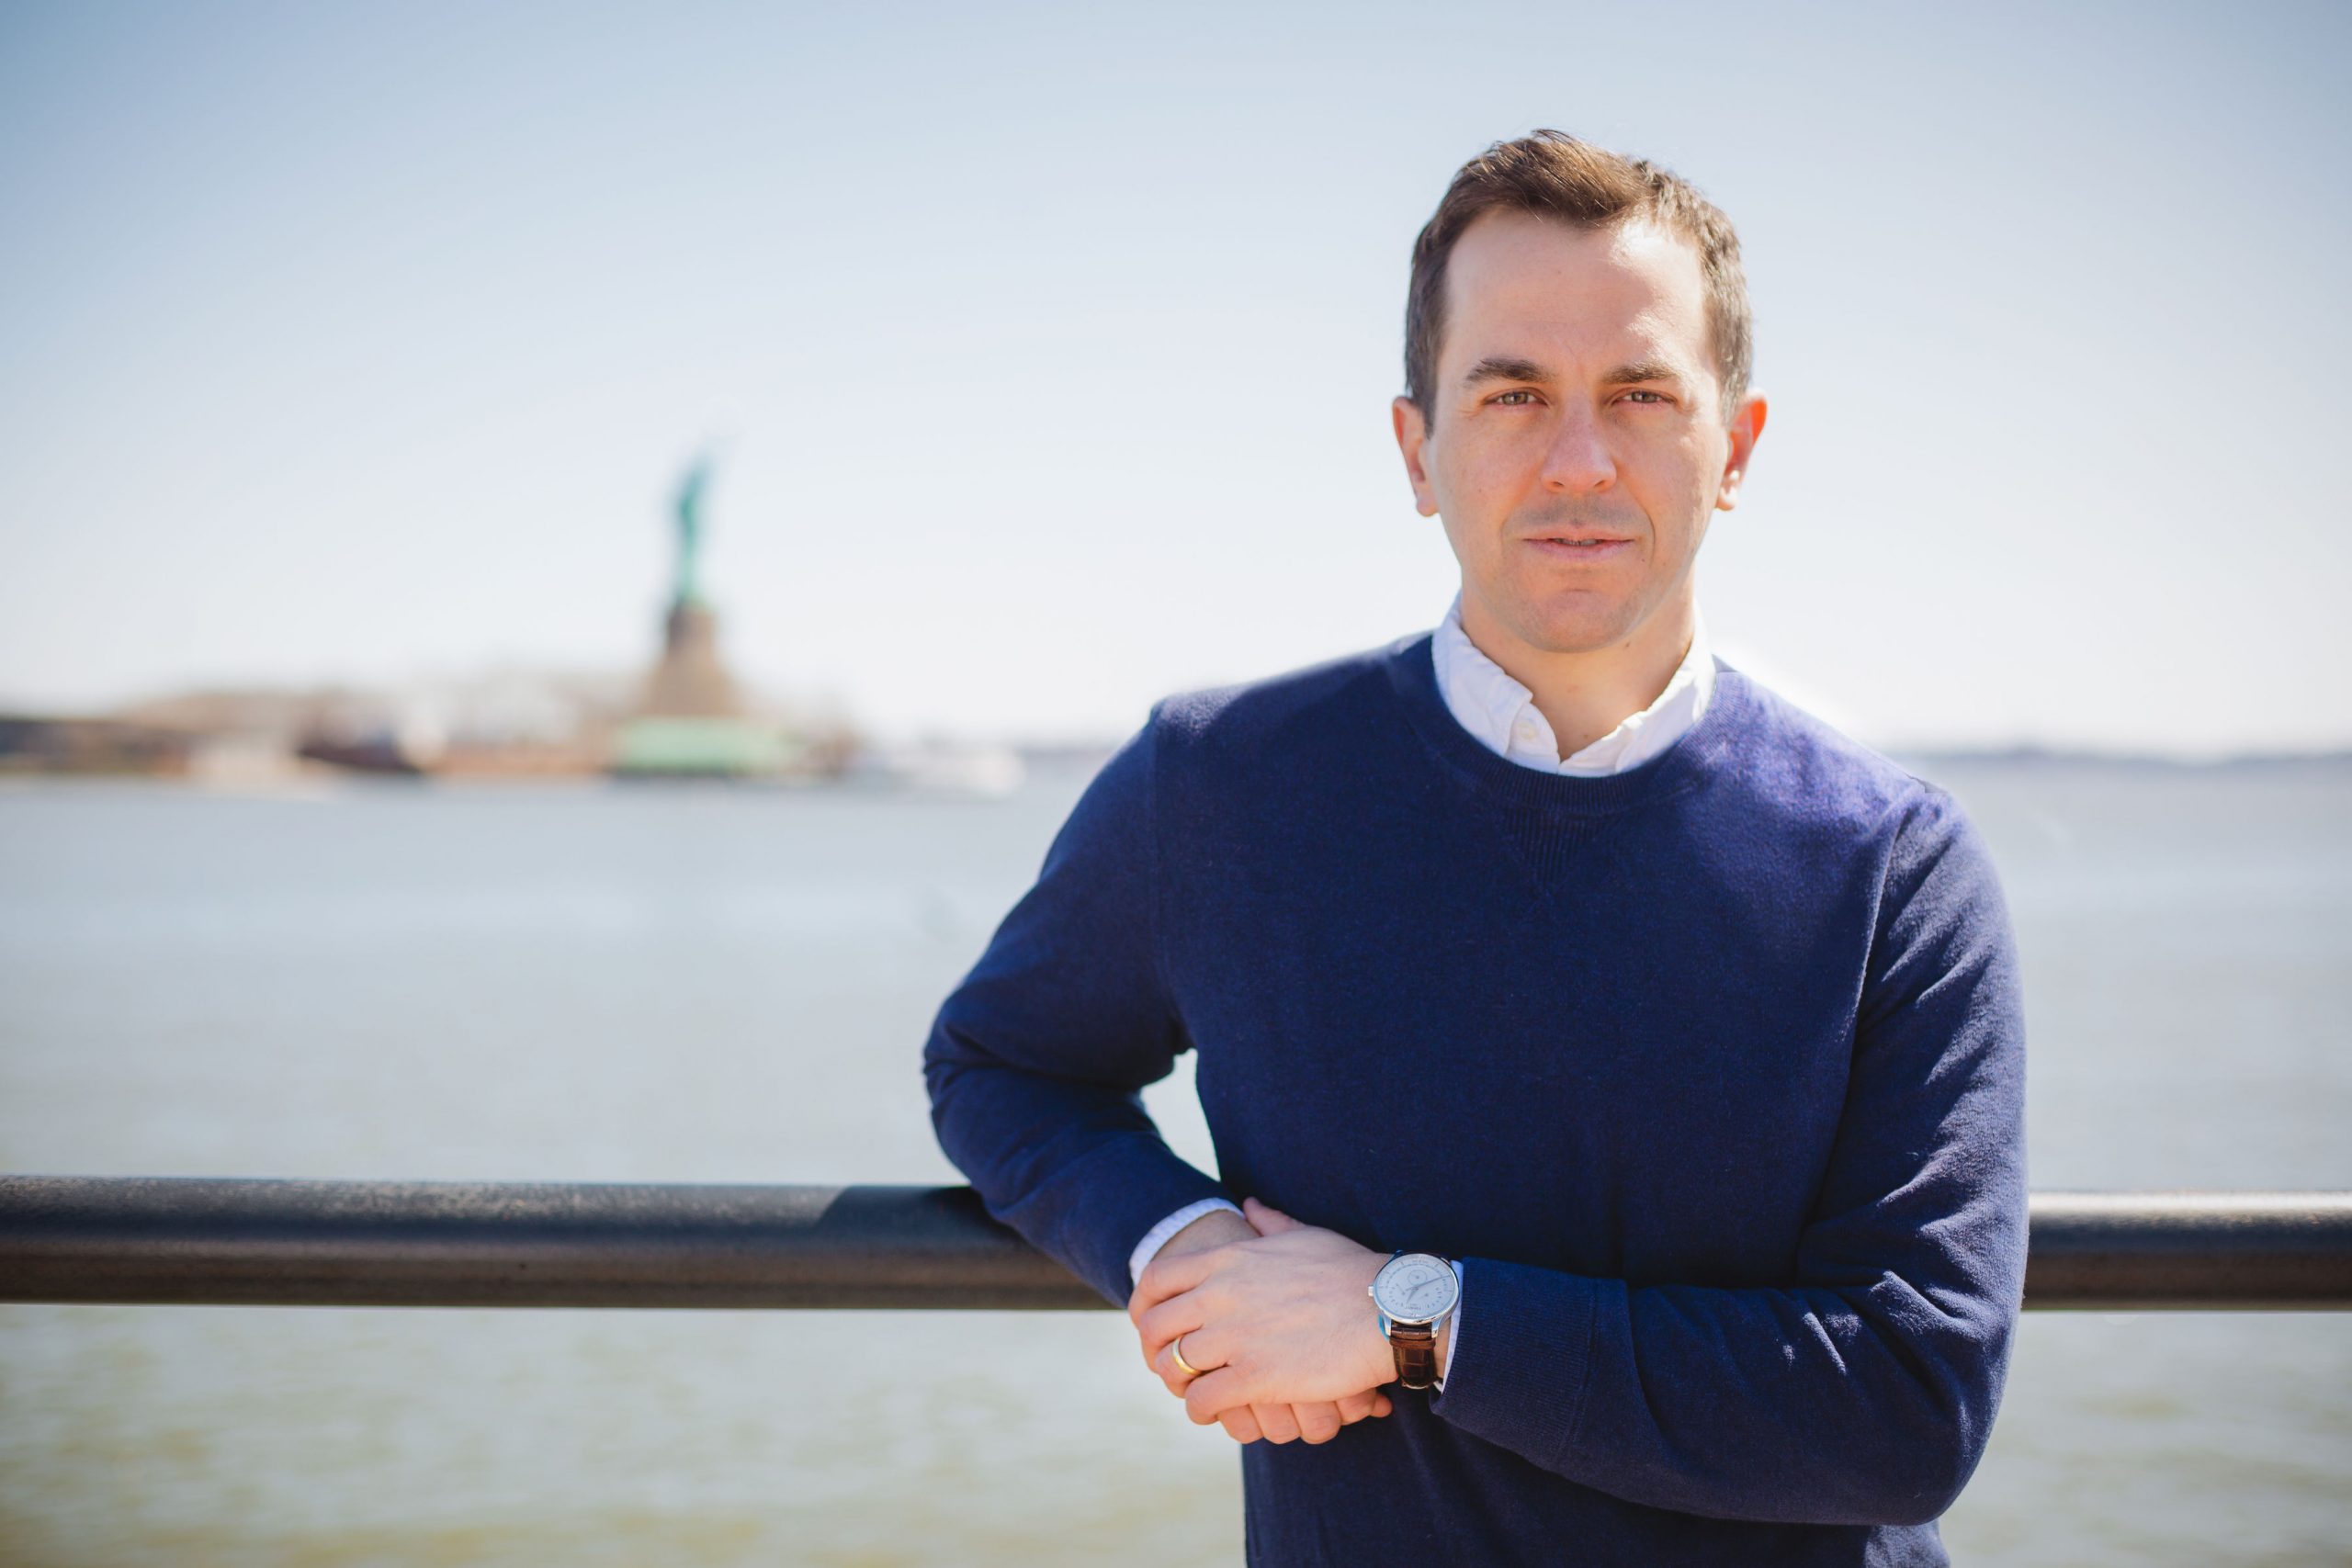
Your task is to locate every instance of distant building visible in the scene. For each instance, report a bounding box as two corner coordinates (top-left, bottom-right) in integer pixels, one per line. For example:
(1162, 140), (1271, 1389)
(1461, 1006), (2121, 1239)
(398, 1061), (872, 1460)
(0, 716), (197, 777)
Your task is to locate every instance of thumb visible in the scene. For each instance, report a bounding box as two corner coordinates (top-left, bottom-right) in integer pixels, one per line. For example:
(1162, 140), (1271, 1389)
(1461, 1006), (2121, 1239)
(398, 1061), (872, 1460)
(1242, 1196), (1303, 1235)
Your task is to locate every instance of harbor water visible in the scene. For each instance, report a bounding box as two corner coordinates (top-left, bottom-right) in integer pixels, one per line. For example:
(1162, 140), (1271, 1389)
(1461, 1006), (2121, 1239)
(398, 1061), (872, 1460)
(1, 753), (2346, 1565)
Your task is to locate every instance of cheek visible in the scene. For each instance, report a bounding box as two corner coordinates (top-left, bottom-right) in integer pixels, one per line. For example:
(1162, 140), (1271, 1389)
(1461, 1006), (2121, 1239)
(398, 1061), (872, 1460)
(1634, 445), (1724, 542)
(1435, 443), (1526, 522)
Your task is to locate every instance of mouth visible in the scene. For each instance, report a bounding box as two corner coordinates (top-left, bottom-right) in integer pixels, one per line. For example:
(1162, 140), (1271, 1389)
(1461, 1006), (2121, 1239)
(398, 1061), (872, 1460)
(1520, 531), (1635, 560)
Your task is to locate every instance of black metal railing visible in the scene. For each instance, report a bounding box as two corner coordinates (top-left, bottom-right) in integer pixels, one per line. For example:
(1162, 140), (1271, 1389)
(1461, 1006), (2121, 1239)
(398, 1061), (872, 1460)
(2, 1178), (2347, 1311)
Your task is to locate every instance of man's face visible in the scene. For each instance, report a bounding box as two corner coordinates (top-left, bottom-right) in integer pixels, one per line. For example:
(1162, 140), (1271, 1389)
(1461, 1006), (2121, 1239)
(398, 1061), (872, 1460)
(1394, 210), (1766, 660)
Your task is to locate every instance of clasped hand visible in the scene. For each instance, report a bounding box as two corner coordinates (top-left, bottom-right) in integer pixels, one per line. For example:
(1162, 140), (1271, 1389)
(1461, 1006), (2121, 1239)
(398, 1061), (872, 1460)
(1125, 1197), (1397, 1445)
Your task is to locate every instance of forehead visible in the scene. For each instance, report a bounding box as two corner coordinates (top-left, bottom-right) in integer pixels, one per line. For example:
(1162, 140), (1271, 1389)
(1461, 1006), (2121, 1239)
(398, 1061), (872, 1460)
(1440, 210), (1711, 377)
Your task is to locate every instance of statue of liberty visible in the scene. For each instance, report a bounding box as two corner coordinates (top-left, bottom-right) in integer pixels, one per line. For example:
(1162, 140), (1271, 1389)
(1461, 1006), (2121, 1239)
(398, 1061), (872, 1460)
(639, 450), (739, 719)
(672, 453), (712, 609)
(613, 446), (803, 777)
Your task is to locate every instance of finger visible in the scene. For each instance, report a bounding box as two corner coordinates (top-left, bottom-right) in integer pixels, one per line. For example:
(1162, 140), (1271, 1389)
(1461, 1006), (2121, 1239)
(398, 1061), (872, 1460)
(1184, 1367), (1250, 1426)
(1240, 1196), (1303, 1235)
(1152, 1340), (1191, 1397)
(1217, 1407), (1262, 1444)
(1135, 1297), (1206, 1364)
(1335, 1390), (1380, 1424)
(1252, 1403), (1302, 1445)
(1372, 1391), (1394, 1418)
(1132, 1246), (1226, 1315)
(1294, 1401), (1344, 1444)
(1154, 1334), (1222, 1398)
(1163, 1321), (1229, 1380)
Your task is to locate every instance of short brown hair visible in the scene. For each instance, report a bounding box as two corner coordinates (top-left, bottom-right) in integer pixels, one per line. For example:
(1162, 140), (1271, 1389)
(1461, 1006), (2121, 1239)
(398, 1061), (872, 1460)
(1404, 130), (1753, 425)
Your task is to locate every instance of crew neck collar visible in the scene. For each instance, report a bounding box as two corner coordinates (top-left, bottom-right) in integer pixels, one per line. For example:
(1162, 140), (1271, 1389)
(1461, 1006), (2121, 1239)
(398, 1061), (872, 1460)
(1384, 630), (1747, 817)
(1433, 592), (1716, 776)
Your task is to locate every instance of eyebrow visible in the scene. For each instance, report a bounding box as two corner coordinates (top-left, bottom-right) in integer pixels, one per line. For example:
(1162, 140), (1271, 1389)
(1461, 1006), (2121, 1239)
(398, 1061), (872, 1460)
(1600, 359), (1684, 388)
(1462, 355), (1549, 388)
(1460, 355), (1687, 389)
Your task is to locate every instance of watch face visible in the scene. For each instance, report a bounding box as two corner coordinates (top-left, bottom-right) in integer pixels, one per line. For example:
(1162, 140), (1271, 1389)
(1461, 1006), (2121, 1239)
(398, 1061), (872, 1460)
(1373, 1253), (1457, 1324)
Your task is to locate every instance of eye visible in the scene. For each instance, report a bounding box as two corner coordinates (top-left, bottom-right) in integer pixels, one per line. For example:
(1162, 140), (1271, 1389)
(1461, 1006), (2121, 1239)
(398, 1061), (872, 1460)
(1618, 389), (1668, 405)
(1491, 389), (1539, 406)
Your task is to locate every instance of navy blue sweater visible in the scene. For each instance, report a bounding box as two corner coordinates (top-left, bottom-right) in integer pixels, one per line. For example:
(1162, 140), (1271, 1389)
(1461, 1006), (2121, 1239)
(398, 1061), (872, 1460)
(924, 634), (2028, 1566)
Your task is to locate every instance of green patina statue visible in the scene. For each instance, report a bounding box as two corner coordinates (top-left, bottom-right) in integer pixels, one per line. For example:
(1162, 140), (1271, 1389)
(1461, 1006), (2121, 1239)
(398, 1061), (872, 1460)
(673, 455), (712, 607)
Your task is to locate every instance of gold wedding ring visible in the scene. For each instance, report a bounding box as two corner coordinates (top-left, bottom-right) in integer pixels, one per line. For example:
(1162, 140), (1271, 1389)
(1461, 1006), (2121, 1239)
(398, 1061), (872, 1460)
(1170, 1334), (1204, 1379)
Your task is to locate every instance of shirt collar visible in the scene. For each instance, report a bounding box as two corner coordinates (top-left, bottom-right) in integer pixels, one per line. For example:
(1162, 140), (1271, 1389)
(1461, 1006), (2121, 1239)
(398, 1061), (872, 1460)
(1432, 592), (1715, 776)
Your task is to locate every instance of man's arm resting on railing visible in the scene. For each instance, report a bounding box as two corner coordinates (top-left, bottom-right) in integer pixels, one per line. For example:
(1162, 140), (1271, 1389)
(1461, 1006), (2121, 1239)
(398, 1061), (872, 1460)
(922, 716), (1393, 1445)
(922, 712), (1232, 1308)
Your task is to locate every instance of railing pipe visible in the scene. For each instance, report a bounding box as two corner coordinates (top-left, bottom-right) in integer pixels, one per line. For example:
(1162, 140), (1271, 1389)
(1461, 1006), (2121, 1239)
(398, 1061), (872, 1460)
(1, 1179), (2346, 1312)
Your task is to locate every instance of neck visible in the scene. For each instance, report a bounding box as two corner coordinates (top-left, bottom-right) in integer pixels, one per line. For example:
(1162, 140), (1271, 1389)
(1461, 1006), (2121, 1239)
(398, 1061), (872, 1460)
(1456, 586), (1698, 759)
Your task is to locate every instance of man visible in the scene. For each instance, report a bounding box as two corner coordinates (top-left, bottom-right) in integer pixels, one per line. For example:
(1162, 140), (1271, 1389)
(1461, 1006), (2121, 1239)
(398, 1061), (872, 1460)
(924, 130), (2026, 1566)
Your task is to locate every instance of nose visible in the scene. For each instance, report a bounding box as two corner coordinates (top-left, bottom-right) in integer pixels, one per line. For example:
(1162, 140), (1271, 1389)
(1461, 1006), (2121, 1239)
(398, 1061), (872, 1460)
(1540, 405), (1616, 493)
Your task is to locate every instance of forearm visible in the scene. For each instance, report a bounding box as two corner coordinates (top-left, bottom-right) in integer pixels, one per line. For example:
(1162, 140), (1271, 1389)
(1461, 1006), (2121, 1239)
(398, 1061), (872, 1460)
(1430, 1254), (2017, 1526)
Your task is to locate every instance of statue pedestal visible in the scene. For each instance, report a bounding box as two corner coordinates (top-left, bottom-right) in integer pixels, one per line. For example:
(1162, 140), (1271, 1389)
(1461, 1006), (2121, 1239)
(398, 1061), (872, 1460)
(612, 597), (791, 778)
(611, 716), (795, 778)
(639, 600), (740, 718)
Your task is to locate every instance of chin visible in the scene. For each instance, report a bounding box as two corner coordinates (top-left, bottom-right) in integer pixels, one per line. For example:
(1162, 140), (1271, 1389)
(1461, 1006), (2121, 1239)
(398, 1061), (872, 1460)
(1498, 591), (1639, 656)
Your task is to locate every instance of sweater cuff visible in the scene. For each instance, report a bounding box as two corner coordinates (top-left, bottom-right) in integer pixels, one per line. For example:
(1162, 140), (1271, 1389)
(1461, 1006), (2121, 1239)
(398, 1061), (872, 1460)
(1428, 1257), (1604, 1470)
(1042, 1136), (1233, 1306)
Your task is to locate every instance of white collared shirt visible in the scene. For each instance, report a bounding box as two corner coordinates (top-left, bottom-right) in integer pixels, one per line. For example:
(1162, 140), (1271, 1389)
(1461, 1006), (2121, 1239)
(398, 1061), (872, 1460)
(1128, 594), (1718, 1387)
(1432, 592), (1715, 775)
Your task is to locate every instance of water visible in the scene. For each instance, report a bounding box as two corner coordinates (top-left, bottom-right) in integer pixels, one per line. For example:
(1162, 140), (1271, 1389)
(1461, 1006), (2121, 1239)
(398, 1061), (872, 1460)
(1, 759), (2346, 1566)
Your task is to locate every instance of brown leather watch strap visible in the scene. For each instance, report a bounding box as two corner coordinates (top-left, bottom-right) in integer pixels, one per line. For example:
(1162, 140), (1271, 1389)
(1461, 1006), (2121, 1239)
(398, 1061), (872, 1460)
(1389, 1321), (1438, 1390)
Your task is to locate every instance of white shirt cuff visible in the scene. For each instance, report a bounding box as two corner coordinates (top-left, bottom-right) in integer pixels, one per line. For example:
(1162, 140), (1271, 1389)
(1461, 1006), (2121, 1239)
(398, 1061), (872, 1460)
(1127, 1197), (1245, 1287)
(1435, 1258), (1464, 1391)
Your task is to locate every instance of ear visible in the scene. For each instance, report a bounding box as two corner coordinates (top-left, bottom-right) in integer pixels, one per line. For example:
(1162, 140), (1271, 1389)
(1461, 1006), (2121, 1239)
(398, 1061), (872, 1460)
(1392, 396), (1440, 518)
(1714, 390), (1768, 512)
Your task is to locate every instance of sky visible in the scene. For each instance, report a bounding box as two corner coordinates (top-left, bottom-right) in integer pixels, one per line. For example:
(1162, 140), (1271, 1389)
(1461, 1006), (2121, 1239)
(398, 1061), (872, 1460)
(1, 0), (2346, 753)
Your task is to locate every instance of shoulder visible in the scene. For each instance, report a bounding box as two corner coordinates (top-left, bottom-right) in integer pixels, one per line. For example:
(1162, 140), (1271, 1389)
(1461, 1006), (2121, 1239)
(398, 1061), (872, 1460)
(1148, 635), (1420, 764)
(1062, 637), (1420, 845)
(1714, 666), (2006, 932)
(1710, 663), (1961, 841)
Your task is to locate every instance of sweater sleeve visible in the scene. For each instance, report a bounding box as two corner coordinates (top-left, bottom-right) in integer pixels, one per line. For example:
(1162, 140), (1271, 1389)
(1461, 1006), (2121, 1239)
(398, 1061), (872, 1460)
(1429, 787), (2029, 1527)
(922, 709), (1233, 1306)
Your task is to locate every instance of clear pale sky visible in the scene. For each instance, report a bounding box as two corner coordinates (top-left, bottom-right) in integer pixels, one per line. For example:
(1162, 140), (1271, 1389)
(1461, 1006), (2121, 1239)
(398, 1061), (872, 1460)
(2, 1), (2346, 753)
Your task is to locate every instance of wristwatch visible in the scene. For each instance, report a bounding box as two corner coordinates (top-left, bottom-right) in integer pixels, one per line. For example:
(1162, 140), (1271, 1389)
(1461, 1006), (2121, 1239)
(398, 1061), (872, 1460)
(1369, 1250), (1460, 1391)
